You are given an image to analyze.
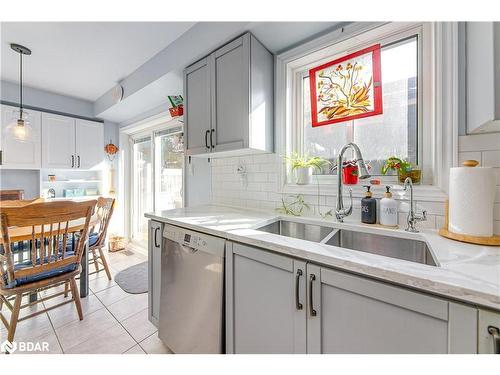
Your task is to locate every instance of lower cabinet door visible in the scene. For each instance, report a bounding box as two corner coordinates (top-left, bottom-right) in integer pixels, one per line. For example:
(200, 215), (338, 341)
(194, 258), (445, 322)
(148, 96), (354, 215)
(148, 220), (163, 327)
(307, 266), (477, 354)
(226, 242), (306, 353)
(478, 309), (500, 354)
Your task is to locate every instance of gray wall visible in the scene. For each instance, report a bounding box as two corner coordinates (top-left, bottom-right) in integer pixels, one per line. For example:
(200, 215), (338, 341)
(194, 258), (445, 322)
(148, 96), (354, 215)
(1, 80), (94, 118)
(0, 169), (40, 199)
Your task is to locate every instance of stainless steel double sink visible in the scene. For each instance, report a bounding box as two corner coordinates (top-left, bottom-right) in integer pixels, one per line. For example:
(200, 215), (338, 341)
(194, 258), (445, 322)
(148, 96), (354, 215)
(256, 220), (437, 267)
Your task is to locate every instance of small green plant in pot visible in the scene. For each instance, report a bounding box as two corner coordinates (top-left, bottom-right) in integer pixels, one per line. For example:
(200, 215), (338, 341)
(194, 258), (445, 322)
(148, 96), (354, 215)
(285, 153), (329, 185)
(381, 156), (421, 184)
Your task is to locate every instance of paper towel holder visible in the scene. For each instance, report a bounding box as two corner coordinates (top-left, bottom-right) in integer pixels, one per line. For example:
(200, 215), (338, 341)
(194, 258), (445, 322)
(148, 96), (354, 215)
(439, 160), (500, 246)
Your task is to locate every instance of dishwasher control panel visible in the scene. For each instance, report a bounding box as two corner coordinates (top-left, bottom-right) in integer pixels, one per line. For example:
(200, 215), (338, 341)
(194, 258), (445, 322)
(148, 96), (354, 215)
(163, 224), (225, 257)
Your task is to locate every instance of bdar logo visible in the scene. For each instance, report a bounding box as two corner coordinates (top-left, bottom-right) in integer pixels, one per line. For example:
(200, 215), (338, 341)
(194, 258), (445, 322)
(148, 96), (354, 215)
(1, 340), (17, 354)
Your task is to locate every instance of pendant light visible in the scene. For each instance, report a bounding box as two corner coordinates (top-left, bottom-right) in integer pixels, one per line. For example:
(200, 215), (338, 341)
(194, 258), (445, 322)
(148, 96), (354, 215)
(7, 43), (33, 142)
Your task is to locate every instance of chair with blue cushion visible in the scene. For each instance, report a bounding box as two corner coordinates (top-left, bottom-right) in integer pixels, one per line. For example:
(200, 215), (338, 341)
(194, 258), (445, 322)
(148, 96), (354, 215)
(0, 200), (96, 343)
(87, 197), (115, 280)
(64, 197), (115, 284)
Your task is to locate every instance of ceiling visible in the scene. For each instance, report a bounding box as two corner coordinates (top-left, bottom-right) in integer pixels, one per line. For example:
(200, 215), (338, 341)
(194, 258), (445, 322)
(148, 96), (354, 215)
(1, 22), (342, 123)
(0, 22), (195, 101)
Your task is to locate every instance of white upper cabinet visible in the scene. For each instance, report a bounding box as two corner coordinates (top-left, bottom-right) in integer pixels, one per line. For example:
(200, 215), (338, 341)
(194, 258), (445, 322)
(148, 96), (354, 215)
(184, 33), (274, 157)
(1, 104), (42, 169)
(75, 119), (104, 169)
(42, 113), (103, 169)
(42, 112), (76, 169)
(466, 22), (500, 134)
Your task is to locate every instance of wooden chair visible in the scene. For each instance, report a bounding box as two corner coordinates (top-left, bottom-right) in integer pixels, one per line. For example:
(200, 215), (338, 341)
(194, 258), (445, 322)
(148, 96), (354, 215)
(88, 197), (115, 280)
(0, 198), (45, 208)
(0, 190), (24, 201)
(0, 200), (96, 342)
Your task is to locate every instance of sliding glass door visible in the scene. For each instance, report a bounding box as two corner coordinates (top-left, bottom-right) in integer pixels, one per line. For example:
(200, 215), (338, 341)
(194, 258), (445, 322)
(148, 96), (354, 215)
(130, 124), (184, 246)
(131, 136), (153, 242)
(154, 128), (184, 212)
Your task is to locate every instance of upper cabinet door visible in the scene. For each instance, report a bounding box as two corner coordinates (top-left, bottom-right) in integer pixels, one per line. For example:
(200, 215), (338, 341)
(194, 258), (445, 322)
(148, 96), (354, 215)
(1, 105), (42, 169)
(42, 113), (76, 169)
(211, 35), (249, 152)
(184, 57), (212, 155)
(75, 119), (104, 169)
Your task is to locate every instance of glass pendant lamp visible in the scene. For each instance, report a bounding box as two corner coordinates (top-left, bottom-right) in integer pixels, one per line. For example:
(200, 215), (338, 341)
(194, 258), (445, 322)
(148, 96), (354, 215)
(6, 43), (33, 142)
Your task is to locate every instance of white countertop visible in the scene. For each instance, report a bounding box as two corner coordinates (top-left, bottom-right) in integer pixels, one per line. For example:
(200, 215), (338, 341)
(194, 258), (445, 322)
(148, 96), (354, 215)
(146, 204), (500, 311)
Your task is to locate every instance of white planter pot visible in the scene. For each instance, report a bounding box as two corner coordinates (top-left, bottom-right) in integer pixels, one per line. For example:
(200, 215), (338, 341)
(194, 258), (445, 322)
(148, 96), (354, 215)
(295, 167), (313, 185)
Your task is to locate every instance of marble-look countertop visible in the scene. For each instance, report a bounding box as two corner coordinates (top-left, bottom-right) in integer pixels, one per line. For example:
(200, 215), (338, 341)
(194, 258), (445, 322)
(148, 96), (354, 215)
(146, 205), (500, 311)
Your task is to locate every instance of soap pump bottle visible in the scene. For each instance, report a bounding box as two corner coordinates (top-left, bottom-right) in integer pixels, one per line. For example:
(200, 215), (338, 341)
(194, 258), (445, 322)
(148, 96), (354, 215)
(361, 186), (377, 224)
(380, 185), (398, 227)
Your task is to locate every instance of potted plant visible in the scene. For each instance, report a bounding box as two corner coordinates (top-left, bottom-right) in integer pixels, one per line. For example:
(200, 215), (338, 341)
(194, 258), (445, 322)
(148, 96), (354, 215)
(285, 153), (329, 185)
(381, 157), (421, 184)
(342, 160), (359, 185)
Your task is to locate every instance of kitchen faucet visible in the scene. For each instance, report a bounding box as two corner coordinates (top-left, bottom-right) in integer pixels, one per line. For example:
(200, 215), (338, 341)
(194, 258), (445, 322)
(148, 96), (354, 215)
(335, 143), (371, 222)
(403, 177), (427, 232)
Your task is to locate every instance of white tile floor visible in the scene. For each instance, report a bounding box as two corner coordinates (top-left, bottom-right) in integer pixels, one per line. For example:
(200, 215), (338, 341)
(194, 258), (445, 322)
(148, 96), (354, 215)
(0, 247), (172, 354)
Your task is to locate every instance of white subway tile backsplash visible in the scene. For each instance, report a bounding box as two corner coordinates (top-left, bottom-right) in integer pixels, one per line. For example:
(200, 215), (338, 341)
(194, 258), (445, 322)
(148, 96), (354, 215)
(458, 151), (482, 166)
(458, 133), (500, 152)
(482, 150), (500, 168)
(494, 204), (500, 221)
(211, 134), (500, 234)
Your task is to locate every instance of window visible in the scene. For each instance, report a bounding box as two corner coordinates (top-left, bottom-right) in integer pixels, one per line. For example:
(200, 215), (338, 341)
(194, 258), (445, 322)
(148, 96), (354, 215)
(290, 26), (422, 181)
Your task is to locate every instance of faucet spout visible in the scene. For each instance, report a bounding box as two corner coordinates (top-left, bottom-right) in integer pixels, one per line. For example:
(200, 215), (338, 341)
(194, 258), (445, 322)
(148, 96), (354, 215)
(403, 177), (427, 232)
(335, 143), (370, 222)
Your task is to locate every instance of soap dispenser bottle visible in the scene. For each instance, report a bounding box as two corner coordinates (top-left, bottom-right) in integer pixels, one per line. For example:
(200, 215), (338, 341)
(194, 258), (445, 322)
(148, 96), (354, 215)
(380, 185), (398, 227)
(361, 186), (377, 224)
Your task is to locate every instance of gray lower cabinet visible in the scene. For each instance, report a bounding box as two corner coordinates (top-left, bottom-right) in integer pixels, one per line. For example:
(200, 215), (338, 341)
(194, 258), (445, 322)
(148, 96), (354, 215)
(226, 242), (479, 354)
(478, 309), (500, 354)
(148, 220), (163, 327)
(307, 265), (477, 353)
(226, 242), (307, 353)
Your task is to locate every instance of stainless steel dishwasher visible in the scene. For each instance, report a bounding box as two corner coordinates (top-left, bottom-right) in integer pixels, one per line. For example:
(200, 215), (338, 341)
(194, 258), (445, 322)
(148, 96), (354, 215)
(159, 224), (225, 353)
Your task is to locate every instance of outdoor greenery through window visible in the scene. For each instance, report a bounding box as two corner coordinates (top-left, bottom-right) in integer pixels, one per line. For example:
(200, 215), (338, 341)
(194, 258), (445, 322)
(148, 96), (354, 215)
(301, 36), (418, 177)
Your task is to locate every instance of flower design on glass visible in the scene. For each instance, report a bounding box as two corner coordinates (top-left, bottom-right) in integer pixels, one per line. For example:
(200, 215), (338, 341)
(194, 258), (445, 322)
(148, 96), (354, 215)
(309, 44), (382, 127)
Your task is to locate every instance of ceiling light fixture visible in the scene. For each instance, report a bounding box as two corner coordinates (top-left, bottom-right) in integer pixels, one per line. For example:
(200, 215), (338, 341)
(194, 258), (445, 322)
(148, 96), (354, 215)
(7, 43), (33, 142)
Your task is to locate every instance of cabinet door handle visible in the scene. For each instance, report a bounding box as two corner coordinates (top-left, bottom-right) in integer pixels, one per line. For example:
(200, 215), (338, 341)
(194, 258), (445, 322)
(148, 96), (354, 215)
(154, 227), (160, 248)
(210, 129), (215, 149)
(77, 155), (81, 168)
(0, 150), (3, 165)
(71, 155), (75, 168)
(295, 269), (303, 310)
(205, 130), (210, 150)
(309, 274), (317, 317)
(488, 326), (500, 354)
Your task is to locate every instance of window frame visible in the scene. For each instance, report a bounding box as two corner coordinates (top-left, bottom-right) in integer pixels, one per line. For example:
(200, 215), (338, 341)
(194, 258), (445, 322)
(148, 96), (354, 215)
(276, 22), (458, 201)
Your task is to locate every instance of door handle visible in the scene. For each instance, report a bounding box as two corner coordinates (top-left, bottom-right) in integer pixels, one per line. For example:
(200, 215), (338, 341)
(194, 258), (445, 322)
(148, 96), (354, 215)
(71, 155), (75, 168)
(154, 227), (160, 248)
(488, 326), (500, 354)
(205, 130), (210, 150)
(309, 274), (317, 317)
(210, 129), (215, 149)
(295, 269), (303, 310)
(77, 155), (81, 168)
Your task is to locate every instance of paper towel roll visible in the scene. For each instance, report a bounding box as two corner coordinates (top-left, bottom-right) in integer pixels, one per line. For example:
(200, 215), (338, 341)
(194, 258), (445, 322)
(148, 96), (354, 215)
(449, 166), (496, 237)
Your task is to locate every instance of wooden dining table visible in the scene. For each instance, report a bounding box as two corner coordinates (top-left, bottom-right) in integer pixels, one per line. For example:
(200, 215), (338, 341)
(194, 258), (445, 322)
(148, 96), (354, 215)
(1, 215), (99, 298)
